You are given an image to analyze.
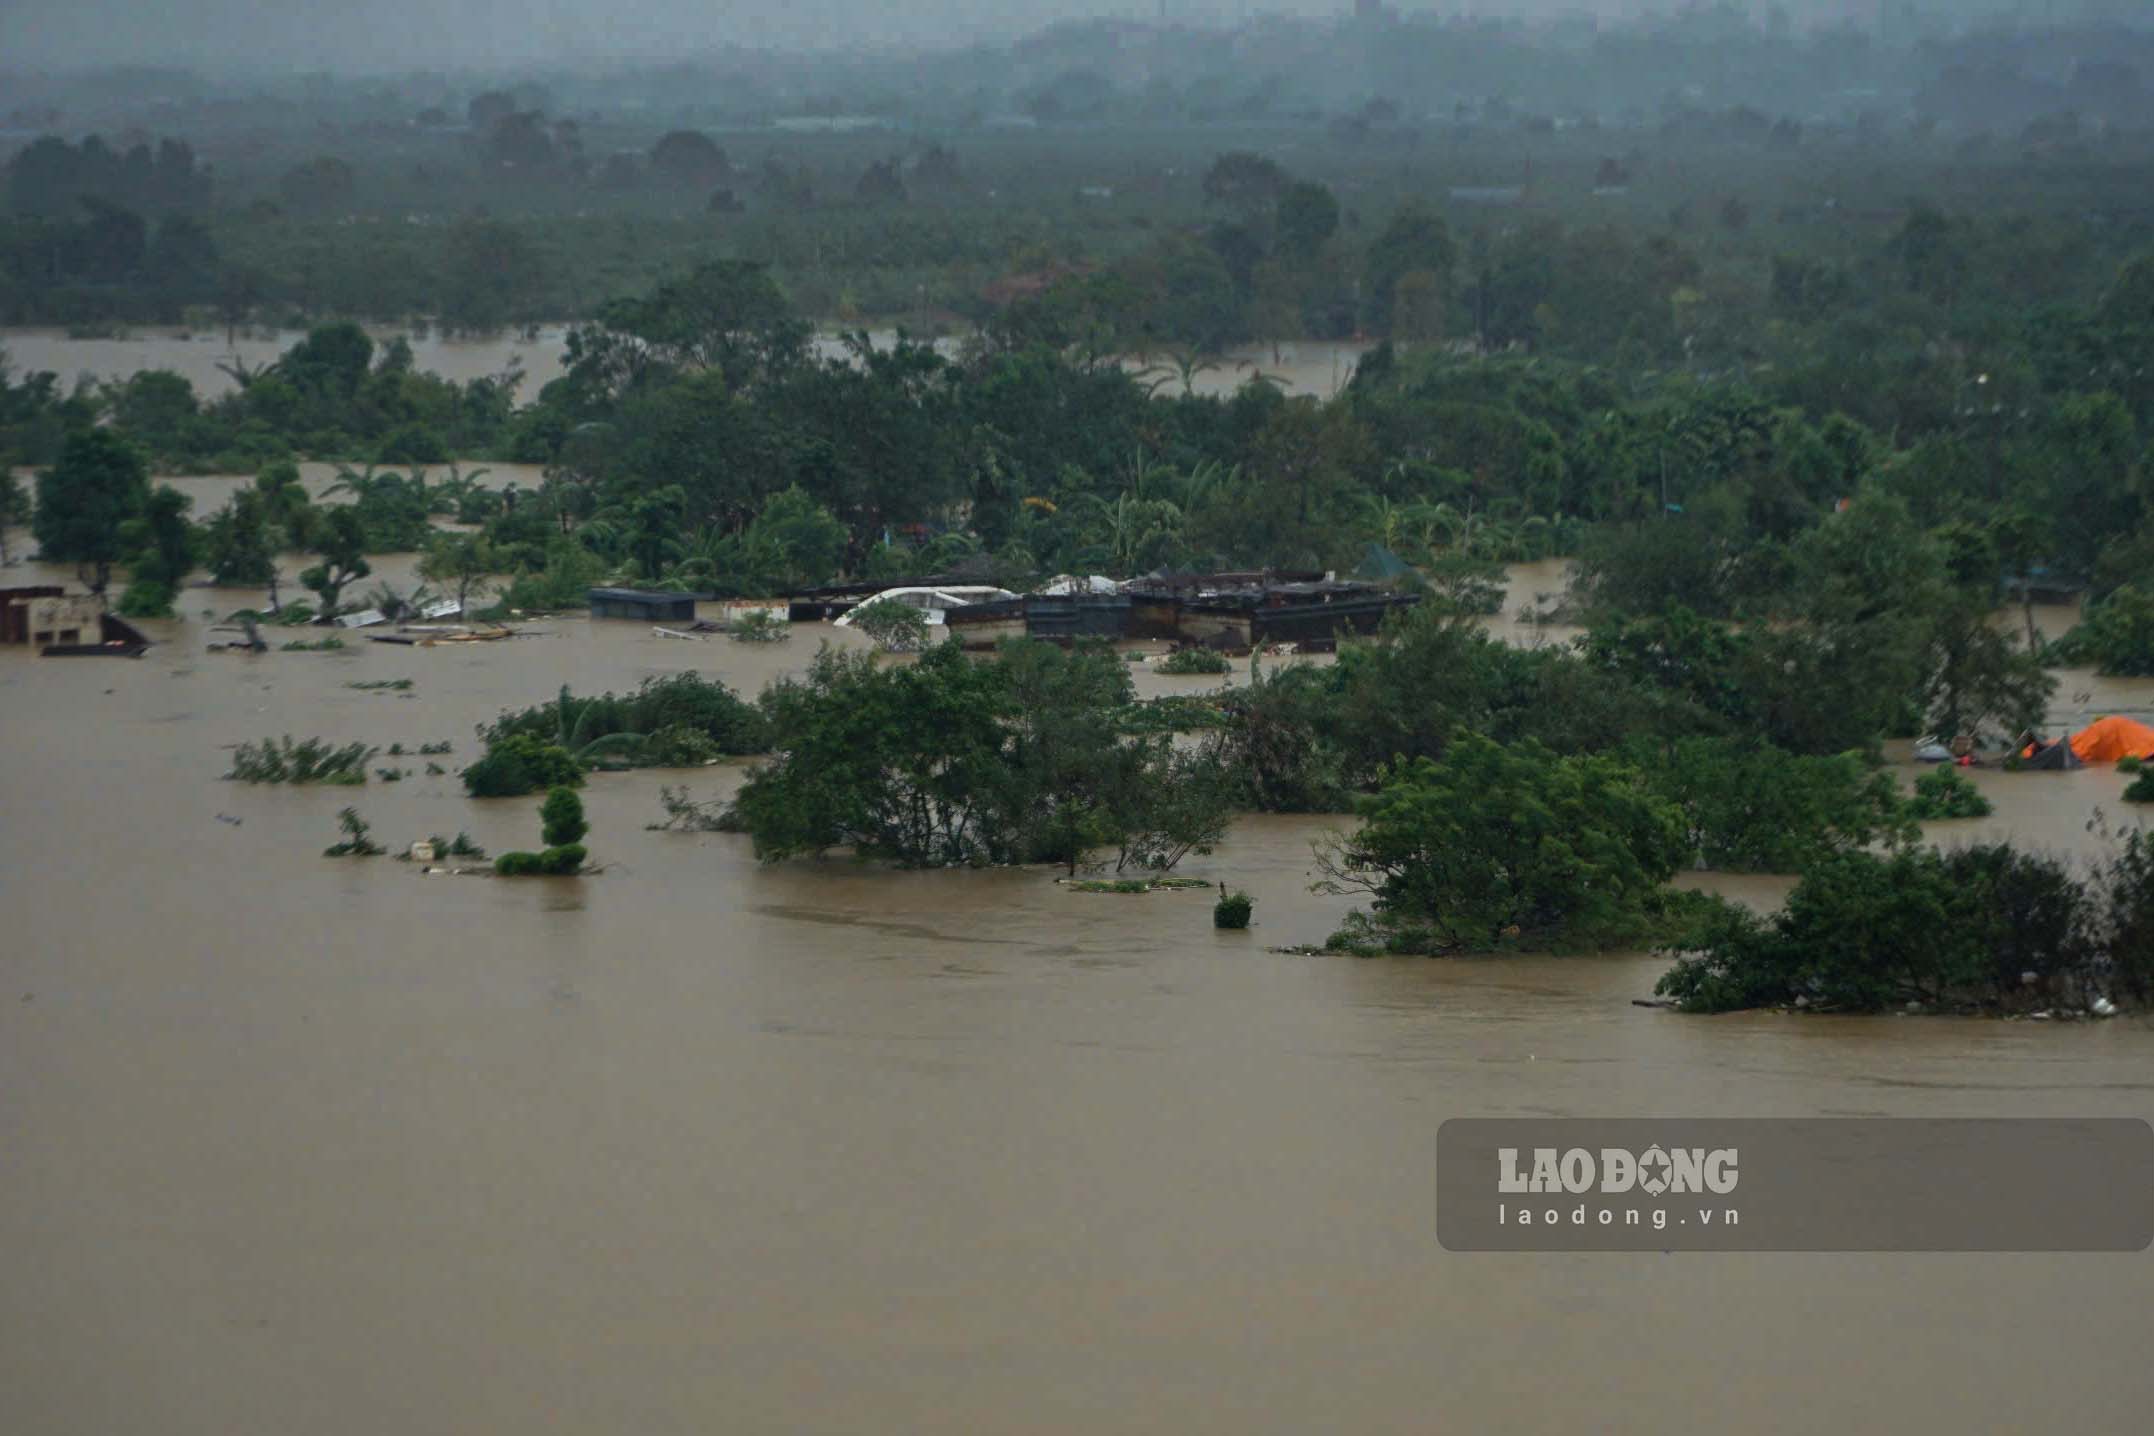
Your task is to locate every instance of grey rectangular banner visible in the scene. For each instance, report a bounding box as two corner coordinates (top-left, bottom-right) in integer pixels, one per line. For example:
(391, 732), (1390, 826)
(1437, 1118), (2154, 1251)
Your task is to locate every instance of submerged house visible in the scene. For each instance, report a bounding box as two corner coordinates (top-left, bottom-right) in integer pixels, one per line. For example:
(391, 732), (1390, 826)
(1, 588), (151, 656)
(587, 588), (698, 623)
(0, 586), (67, 645)
(1122, 571), (1415, 650)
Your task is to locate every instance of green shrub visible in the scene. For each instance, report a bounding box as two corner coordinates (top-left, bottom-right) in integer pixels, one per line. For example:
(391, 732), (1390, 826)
(848, 597), (930, 652)
(1214, 890), (1254, 928)
(643, 723), (721, 766)
(1656, 844), (2095, 1013)
(495, 843), (586, 876)
(2058, 584), (2154, 677)
(727, 609), (790, 643)
(1904, 765), (1994, 820)
(323, 807), (385, 857)
(227, 735), (375, 784)
(117, 578), (175, 618)
(2124, 770), (2154, 804)
(481, 674), (769, 763)
(500, 537), (605, 611)
(1314, 734), (1689, 954)
(540, 786), (588, 846)
(462, 733), (582, 797)
(2092, 825), (2154, 1001)
(1158, 646), (1232, 675)
(1641, 738), (1913, 872)
(2118, 755), (2145, 775)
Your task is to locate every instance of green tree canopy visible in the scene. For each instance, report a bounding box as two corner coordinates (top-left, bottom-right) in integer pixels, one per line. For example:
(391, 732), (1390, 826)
(34, 428), (149, 594)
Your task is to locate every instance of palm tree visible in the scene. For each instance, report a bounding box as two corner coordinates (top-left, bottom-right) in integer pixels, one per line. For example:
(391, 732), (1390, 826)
(1171, 459), (1239, 516)
(360, 578), (439, 623)
(324, 463), (384, 502)
(214, 356), (268, 391)
(1108, 495), (1187, 574)
(1124, 449), (1167, 504)
(1146, 347), (1219, 398)
(431, 462), (494, 515)
(1418, 502), (1470, 552)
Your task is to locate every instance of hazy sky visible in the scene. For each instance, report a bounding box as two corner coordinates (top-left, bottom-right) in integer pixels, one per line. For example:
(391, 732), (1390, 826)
(0, 2), (1894, 73)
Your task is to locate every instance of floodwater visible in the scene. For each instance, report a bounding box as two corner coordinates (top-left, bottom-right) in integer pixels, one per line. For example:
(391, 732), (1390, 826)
(1, 328), (1376, 404)
(4, 562), (2154, 1435)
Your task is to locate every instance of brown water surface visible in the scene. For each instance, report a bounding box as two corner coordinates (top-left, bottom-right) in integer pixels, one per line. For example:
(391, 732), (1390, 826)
(2, 328), (1376, 404)
(2, 573), (2151, 1435)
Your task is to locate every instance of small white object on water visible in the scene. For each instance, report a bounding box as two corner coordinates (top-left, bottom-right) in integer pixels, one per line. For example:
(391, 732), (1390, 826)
(2032, 1010), (2053, 1020)
(1905, 1000), (1924, 1014)
(1794, 994), (1809, 1008)
(2021, 970), (2039, 987)
(2091, 996), (2118, 1018)
(410, 839), (436, 862)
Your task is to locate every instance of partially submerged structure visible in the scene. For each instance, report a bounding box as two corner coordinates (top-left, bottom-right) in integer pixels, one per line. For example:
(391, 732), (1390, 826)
(588, 588), (698, 623)
(1024, 592), (1133, 641)
(788, 570), (1419, 652)
(1, 587), (151, 656)
(1123, 571), (1419, 650)
(831, 585), (1023, 647)
(0, 586), (66, 645)
(2021, 716), (2154, 767)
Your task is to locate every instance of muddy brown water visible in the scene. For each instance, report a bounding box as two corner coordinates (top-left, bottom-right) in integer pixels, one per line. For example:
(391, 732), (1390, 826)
(2, 328), (1376, 405)
(5, 568), (2154, 1431)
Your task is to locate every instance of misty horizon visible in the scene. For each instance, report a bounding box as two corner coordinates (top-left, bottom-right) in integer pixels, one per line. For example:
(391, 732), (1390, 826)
(0, 1), (2103, 75)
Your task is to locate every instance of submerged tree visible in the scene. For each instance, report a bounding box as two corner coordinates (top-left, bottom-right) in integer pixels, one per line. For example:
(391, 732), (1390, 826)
(33, 428), (149, 595)
(300, 506), (371, 620)
(495, 784), (590, 876)
(118, 484), (196, 616)
(202, 488), (280, 587)
(418, 531), (498, 616)
(1315, 733), (1690, 954)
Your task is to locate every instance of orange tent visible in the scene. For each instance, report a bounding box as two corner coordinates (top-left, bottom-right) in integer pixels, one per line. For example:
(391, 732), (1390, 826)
(2067, 716), (2154, 763)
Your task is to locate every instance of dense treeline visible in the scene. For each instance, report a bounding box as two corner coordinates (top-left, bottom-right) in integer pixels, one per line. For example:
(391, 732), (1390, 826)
(6, 12), (2153, 338)
(8, 224), (2153, 666)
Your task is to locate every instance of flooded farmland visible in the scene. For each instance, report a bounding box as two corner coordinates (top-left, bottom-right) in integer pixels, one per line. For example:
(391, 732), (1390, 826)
(3, 558), (2151, 1436)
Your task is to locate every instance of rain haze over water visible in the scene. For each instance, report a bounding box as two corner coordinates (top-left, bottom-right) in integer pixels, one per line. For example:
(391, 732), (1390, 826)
(5, 0), (2154, 1432)
(0, 1), (2077, 71)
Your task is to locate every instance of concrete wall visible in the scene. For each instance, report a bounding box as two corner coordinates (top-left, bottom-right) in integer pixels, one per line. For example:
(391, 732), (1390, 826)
(26, 595), (102, 650)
